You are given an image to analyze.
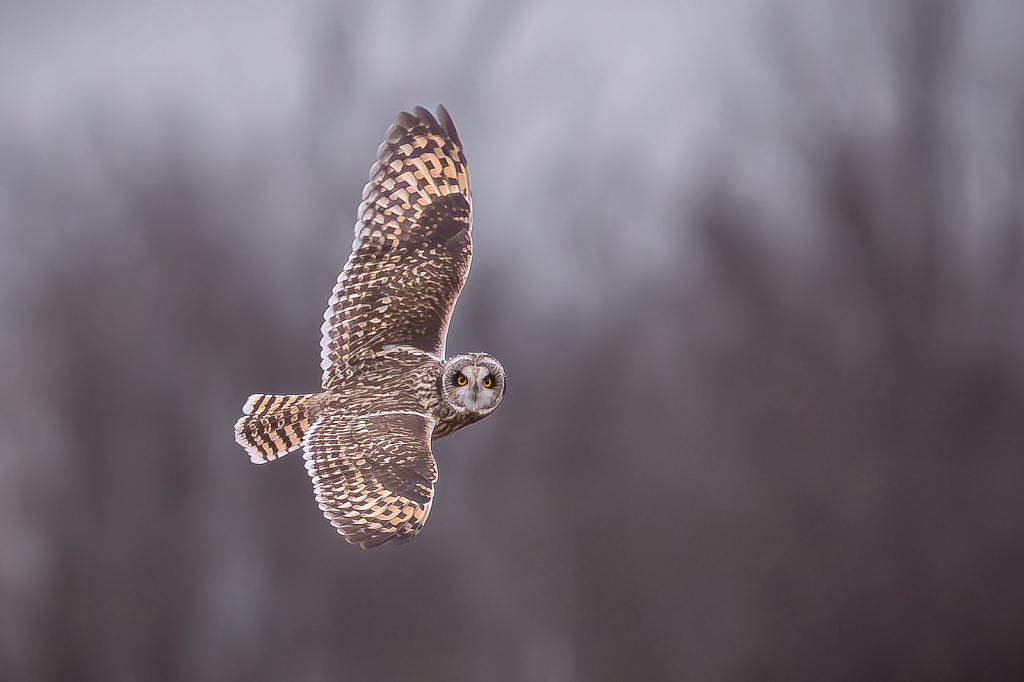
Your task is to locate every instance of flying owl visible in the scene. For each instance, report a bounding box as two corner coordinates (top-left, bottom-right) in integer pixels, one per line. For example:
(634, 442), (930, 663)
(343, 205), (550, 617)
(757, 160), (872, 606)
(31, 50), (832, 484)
(234, 105), (506, 548)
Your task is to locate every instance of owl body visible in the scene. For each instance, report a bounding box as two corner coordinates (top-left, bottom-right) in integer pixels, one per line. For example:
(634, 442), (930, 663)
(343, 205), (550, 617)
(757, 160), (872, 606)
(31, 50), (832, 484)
(319, 346), (504, 440)
(234, 106), (505, 548)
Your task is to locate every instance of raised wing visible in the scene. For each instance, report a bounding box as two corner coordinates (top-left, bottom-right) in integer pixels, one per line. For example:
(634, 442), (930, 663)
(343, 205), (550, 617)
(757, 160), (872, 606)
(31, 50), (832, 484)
(302, 410), (437, 548)
(321, 105), (472, 390)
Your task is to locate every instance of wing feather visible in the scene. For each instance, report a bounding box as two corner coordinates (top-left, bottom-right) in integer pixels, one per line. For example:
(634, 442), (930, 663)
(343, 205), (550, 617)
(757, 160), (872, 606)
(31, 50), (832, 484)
(321, 105), (472, 390)
(303, 411), (438, 548)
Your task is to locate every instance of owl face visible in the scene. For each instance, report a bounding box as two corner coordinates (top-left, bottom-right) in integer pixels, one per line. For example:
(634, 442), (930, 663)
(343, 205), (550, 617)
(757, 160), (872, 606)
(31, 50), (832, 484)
(441, 353), (505, 415)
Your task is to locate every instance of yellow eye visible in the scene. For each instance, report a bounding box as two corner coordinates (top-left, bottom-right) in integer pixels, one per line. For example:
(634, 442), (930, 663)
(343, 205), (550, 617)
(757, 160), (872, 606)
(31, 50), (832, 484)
(482, 375), (493, 388)
(456, 375), (468, 386)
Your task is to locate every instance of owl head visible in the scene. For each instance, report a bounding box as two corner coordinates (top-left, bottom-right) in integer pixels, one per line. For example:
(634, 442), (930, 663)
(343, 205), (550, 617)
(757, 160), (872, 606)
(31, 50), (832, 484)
(441, 353), (506, 415)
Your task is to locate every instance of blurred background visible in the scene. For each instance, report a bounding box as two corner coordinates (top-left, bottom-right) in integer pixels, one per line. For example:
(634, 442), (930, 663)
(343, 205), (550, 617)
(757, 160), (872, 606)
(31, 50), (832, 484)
(2, 0), (1024, 680)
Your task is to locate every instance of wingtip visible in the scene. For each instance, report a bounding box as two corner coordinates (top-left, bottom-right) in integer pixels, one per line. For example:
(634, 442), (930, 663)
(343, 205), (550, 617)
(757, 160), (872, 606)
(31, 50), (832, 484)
(394, 110), (419, 131)
(436, 104), (462, 149)
(412, 105), (435, 124)
(395, 105), (462, 149)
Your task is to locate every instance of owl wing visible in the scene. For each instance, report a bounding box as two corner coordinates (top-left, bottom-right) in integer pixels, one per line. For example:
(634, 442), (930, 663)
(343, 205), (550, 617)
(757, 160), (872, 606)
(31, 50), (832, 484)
(321, 105), (473, 390)
(302, 410), (438, 548)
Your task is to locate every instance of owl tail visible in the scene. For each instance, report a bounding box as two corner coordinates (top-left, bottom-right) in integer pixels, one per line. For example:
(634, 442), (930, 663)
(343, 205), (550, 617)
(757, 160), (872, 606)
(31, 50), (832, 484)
(234, 393), (322, 464)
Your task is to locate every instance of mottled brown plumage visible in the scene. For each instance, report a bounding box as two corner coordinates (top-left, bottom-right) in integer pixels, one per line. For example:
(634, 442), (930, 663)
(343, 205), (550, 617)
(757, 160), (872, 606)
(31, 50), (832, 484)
(320, 105), (472, 388)
(235, 106), (505, 548)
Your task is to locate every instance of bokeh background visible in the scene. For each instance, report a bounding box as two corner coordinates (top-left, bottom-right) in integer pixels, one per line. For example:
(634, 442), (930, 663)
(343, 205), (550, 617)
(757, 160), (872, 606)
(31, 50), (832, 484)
(3, 1), (1024, 680)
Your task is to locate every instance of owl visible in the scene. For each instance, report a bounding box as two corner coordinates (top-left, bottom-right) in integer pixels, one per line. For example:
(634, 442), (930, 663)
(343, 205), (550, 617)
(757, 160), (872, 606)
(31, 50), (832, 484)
(234, 105), (506, 548)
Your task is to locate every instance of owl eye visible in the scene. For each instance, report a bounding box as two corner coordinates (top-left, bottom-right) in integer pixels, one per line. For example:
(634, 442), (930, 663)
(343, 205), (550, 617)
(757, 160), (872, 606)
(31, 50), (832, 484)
(482, 375), (493, 388)
(456, 375), (468, 386)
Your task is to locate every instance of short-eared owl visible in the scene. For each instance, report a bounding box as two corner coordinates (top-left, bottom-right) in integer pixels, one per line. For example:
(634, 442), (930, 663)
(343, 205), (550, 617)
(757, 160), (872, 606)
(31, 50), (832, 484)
(234, 106), (505, 548)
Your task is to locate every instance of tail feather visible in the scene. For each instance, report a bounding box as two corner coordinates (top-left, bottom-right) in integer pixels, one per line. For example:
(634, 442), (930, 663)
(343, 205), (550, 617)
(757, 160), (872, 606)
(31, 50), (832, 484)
(234, 393), (322, 464)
